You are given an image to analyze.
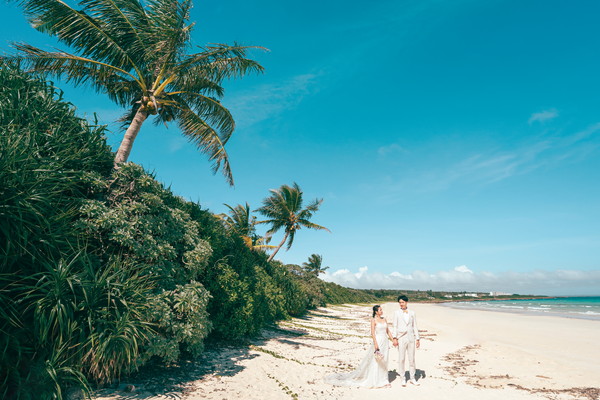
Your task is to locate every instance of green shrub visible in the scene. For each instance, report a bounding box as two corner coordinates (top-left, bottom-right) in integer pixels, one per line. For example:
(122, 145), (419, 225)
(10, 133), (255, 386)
(0, 63), (113, 275)
(144, 281), (212, 363)
(0, 65), (183, 398)
(75, 163), (215, 362)
(0, 63), (118, 399)
(267, 262), (307, 317)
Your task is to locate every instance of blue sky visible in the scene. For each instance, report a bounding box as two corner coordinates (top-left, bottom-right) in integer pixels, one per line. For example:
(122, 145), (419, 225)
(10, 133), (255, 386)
(2, 0), (599, 295)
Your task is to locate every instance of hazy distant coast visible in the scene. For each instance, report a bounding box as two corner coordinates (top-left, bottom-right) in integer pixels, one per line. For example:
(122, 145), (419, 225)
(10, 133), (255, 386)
(358, 288), (555, 303)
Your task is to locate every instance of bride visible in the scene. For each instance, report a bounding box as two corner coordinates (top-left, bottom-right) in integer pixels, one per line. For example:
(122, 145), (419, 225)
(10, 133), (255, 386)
(325, 305), (393, 388)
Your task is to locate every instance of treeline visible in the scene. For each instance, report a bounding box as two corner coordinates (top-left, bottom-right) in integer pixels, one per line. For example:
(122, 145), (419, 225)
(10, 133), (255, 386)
(364, 289), (457, 302)
(363, 289), (541, 302)
(0, 65), (376, 399)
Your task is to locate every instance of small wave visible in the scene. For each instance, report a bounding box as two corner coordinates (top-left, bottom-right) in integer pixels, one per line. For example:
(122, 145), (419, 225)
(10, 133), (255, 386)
(577, 311), (600, 315)
(499, 305), (524, 309)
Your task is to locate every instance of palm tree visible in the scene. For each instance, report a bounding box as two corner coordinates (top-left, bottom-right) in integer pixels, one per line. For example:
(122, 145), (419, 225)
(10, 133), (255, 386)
(219, 203), (274, 251)
(220, 203), (255, 240)
(256, 182), (330, 262)
(302, 253), (329, 276)
(10, 0), (264, 184)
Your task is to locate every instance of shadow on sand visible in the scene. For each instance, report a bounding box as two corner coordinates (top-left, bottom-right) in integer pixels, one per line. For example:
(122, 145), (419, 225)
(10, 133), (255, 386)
(92, 324), (311, 399)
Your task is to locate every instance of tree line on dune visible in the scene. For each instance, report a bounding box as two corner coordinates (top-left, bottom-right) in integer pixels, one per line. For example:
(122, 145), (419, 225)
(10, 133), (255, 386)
(0, 63), (376, 399)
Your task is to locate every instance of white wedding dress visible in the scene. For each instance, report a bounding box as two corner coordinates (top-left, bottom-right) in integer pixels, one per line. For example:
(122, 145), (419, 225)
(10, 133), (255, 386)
(325, 321), (390, 388)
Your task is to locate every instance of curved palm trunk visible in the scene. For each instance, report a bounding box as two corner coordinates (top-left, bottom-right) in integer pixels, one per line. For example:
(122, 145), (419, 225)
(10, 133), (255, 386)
(114, 107), (149, 166)
(267, 231), (289, 262)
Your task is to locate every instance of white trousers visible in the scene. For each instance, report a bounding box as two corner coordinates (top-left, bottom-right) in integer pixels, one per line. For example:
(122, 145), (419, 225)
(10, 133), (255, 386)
(397, 336), (416, 379)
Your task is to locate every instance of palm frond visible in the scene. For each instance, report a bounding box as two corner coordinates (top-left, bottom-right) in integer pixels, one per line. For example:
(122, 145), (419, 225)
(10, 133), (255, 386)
(145, 0), (193, 70)
(19, 0), (146, 71)
(255, 192), (287, 220)
(222, 202), (253, 235)
(252, 244), (277, 250)
(301, 198), (323, 213)
(176, 106), (233, 185)
(173, 91), (235, 138)
(264, 221), (285, 236)
(285, 229), (296, 250)
(298, 219), (330, 232)
(168, 67), (225, 97)
(178, 43), (266, 81)
(81, 0), (152, 59)
(284, 182), (303, 213)
(12, 44), (142, 107)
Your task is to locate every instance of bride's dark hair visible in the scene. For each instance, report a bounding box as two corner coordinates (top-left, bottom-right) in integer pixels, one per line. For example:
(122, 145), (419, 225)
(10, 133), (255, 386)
(372, 305), (381, 318)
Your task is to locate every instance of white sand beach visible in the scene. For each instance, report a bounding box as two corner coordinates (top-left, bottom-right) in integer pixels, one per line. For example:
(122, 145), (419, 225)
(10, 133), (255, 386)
(94, 302), (600, 400)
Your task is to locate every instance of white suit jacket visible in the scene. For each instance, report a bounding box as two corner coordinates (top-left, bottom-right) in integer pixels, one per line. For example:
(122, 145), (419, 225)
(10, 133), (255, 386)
(393, 309), (420, 341)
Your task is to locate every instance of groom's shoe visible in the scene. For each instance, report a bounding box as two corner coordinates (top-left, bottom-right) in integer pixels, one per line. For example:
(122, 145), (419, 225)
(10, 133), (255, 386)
(401, 379), (407, 387)
(409, 379), (420, 386)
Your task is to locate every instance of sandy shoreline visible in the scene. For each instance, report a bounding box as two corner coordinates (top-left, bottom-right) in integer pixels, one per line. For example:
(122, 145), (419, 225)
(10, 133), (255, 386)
(93, 303), (600, 400)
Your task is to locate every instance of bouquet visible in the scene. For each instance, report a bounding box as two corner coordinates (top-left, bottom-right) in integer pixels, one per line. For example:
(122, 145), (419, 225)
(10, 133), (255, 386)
(374, 350), (384, 361)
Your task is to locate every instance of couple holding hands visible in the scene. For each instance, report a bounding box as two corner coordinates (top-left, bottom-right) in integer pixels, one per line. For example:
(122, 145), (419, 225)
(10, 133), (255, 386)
(325, 295), (421, 389)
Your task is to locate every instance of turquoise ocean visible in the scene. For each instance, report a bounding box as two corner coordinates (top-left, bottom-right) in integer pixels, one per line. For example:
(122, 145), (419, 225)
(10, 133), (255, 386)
(441, 296), (600, 321)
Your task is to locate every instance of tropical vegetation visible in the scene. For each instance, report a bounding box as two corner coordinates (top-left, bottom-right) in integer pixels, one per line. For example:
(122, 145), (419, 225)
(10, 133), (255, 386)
(256, 182), (330, 262)
(0, 2), (371, 400)
(303, 253), (329, 276)
(0, 63), (373, 400)
(219, 202), (274, 251)
(10, 0), (263, 183)
(0, 63), (151, 399)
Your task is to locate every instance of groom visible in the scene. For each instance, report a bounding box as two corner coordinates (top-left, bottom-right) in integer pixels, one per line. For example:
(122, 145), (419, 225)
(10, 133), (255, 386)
(392, 295), (420, 386)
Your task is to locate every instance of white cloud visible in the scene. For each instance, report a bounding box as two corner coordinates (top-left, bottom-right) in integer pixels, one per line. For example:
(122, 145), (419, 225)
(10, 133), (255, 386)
(332, 268), (350, 276)
(388, 147), (544, 193)
(454, 265), (473, 273)
(168, 136), (187, 153)
(570, 122), (600, 142)
(390, 271), (412, 279)
(224, 73), (320, 130)
(320, 265), (600, 296)
(371, 122), (600, 201)
(528, 109), (559, 124)
(355, 266), (369, 278)
(378, 143), (406, 157)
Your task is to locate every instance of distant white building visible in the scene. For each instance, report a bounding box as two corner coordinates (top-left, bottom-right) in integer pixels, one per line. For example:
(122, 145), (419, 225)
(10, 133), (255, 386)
(489, 291), (511, 296)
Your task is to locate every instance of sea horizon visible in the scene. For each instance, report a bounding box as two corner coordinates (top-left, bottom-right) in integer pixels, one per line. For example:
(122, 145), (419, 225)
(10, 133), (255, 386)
(439, 296), (600, 321)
